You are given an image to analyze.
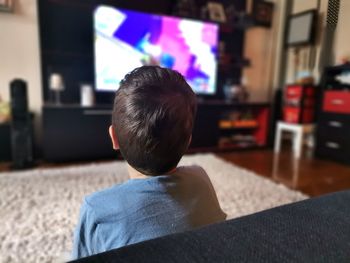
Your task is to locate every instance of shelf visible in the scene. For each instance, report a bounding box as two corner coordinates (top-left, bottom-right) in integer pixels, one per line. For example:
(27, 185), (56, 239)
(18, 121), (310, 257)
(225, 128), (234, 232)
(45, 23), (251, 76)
(218, 143), (264, 150)
(219, 120), (259, 129)
(219, 126), (259, 131)
(219, 23), (235, 33)
(42, 50), (93, 59)
(324, 84), (350, 90)
(218, 58), (251, 71)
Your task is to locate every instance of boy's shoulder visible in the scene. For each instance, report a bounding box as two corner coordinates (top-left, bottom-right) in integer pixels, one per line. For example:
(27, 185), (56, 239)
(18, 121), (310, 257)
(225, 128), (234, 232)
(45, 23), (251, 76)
(84, 180), (134, 214)
(177, 165), (206, 174)
(86, 165), (206, 197)
(175, 165), (211, 185)
(83, 165), (211, 214)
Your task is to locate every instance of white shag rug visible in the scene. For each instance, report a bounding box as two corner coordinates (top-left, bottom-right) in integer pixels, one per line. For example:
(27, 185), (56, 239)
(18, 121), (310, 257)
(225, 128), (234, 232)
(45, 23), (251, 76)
(0, 154), (307, 263)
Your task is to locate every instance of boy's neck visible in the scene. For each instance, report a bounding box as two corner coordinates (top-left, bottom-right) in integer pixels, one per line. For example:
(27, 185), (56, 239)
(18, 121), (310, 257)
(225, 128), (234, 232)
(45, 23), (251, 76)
(127, 164), (177, 179)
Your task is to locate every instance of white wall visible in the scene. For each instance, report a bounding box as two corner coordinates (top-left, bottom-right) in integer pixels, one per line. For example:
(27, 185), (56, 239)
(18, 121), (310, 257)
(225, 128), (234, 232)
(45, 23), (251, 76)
(284, 0), (329, 85)
(283, 0), (350, 85)
(334, 0), (350, 63)
(0, 0), (42, 141)
(243, 27), (274, 102)
(243, 0), (283, 102)
(243, 0), (350, 99)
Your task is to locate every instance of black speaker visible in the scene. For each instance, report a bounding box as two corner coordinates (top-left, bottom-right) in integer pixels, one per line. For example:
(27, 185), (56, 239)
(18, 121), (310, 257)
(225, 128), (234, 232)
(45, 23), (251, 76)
(10, 79), (34, 169)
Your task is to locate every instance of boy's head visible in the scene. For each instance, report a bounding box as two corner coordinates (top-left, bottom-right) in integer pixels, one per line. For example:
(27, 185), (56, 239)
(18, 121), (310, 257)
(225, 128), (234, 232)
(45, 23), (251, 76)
(110, 66), (197, 175)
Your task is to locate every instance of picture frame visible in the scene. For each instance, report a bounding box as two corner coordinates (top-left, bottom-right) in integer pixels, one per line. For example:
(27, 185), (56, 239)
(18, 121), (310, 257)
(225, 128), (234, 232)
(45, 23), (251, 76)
(285, 9), (317, 47)
(252, 0), (274, 28)
(0, 0), (14, 12)
(172, 0), (198, 18)
(207, 2), (226, 23)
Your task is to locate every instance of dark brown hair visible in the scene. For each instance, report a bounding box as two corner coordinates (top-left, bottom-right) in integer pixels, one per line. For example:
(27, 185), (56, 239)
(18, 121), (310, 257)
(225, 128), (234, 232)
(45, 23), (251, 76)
(112, 66), (197, 175)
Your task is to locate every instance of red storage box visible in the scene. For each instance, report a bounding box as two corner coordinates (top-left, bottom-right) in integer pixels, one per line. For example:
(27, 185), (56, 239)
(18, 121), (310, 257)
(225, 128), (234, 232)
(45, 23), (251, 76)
(323, 91), (350, 114)
(283, 107), (300, 123)
(285, 85), (303, 99)
(283, 85), (316, 124)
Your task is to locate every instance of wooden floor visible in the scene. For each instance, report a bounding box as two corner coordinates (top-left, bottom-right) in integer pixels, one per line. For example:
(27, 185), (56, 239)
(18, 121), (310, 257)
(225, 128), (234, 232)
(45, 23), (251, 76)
(1, 147), (350, 197)
(217, 148), (350, 197)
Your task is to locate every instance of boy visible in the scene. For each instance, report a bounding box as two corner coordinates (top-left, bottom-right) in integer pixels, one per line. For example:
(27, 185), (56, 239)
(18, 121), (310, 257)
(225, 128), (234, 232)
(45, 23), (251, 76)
(72, 66), (226, 259)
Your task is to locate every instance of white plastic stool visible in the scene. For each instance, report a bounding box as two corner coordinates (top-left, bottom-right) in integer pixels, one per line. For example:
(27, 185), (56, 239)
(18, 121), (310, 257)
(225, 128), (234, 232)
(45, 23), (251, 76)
(274, 121), (315, 159)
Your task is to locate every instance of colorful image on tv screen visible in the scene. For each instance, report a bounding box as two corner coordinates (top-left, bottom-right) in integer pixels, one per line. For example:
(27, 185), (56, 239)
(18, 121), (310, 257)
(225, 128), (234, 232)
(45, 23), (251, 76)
(94, 6), (218, 94)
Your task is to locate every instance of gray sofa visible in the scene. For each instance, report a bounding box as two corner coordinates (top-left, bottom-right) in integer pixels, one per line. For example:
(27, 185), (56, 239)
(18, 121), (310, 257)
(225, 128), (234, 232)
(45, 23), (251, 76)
(72, 190), (350, 263)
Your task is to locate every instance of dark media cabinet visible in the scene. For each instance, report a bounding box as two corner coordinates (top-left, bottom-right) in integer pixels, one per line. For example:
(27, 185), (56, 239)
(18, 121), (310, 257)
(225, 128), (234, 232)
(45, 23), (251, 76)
(315, 64), (350, 165)
(43, 104), (116, 162)
(0, 123), (11, 161)
(43, 102), (269, 162)
(38, 0), (258, 163)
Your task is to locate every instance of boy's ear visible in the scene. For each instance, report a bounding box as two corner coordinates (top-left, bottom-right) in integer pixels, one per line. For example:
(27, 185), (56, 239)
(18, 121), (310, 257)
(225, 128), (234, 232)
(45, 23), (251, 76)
(109, 125), (120, 150)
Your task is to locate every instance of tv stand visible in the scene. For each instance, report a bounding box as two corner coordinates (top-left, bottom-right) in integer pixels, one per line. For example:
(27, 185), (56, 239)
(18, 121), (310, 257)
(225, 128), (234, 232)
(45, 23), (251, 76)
(42, 102), (270, 162)
(43, 104), (116, 162)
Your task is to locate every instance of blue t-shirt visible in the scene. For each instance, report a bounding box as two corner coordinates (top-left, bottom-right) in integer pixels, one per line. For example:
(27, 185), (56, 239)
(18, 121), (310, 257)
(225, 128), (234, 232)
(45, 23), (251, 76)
(72, 165), (226, 259)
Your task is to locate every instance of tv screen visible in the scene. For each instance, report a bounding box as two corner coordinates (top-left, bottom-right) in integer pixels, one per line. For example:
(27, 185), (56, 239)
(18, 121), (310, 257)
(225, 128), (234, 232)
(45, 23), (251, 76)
(94, 6), (219, 95)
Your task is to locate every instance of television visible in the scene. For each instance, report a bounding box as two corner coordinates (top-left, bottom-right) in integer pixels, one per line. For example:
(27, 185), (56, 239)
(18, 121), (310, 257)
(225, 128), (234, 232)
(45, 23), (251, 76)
(286, 10), (317, 46)
(94, 5), (219, 95)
